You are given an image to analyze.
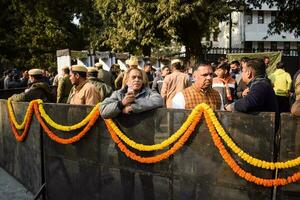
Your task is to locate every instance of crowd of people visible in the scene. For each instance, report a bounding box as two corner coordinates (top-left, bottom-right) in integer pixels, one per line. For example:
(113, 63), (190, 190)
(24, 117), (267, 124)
(2, 55), (300, 200)
(1, 55), (300, 116)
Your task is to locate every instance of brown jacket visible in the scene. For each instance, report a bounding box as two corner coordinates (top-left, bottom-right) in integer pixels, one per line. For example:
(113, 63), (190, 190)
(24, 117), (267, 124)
(161, 71), (190, 108)
(292, 74), (300, 116)
(67, 80), (101, 105)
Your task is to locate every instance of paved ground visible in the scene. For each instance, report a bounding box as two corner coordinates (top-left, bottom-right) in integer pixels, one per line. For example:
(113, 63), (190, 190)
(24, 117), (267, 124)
(0, 167), (33, 200)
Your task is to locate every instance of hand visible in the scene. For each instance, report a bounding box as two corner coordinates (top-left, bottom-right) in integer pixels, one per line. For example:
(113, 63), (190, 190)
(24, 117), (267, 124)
(122, 91), (135, 106)
(291, 101), (300, 116)
(122, 105), (133, 114)
(242, 88), (250, 97)
(225, 104), (232, 111)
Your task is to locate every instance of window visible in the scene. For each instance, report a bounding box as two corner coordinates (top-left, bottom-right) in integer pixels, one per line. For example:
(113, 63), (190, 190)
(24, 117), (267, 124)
(246, 11), (252, 24)
(271, 12), (276, 23)
(271, 42), (277, 51)
(258, 42), (264, 52)
(258, 11), (264, 24)
(284, 42), (290, 55)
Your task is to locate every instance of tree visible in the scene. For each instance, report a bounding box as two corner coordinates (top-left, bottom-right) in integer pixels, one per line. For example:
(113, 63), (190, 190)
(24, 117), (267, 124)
(246, 0), (300, 36)
(0, 0), (104, 69)
(94, 0), (244, 60)
(94, 0), (171, 56)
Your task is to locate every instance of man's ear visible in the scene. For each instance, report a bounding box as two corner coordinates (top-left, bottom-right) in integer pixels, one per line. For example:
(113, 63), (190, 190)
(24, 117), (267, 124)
(247, 69), (252, 79)
(193, 74), (197, 81)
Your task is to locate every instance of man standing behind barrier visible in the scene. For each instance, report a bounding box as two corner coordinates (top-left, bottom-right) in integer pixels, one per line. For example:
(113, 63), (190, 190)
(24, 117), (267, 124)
(87, 67), (112, 101)
(101, 68), (163, 118)
(172, 62), (222, 110)
(10, 69), (54, 102)
(67, 65), (101, 105)
(161, 59), (190, 108)
(57, 66), (72, 103)
(225, 58), (279, 113)
(152, 66), (170, 94)
(291, 74), (300, 116)
(100, 68), (162, 200)
(95, 62), (114, 88)
(114, 56), (149, 90)
(268, 62), (292, 113)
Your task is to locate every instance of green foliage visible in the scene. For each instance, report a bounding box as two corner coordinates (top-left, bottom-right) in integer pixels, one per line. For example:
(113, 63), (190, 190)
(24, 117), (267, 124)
(94, 0), (242, 59)
(0, 0), (103, 70)
(0, 0), (247, 70)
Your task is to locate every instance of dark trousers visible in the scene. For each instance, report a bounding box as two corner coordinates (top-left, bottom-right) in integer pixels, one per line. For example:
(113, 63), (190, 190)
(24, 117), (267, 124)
(277, 95), (290, 113)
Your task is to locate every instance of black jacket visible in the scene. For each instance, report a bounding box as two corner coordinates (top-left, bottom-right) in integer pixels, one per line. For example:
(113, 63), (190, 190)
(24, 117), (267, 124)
(234, 76), (279, 113)
(10, 81), (54, 102)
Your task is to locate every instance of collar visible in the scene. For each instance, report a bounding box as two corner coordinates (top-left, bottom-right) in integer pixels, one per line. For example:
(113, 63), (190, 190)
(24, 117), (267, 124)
(192, 84), (212, 94)
(122, 85), (146, 97)
(75, 80), (88, 91)
(247, 75), (268, 88)
(88, 77), (101, 82)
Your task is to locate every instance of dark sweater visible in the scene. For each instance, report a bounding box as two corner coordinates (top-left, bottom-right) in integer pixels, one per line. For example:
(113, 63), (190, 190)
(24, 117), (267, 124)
(234, 76), (279, 113)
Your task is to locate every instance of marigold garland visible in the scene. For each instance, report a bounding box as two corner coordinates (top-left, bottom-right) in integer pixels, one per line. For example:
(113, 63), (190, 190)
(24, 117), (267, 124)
(33, 102), (100, 144)
(203, 110), (300, 187)
(36, 99), (100, 131)
(104, 104), (203, 151)
(104, 110), (203, 163)
(203, 104), (300, 170)
(7, 98), (300, 172)
(8, 101), (34, 142)
(7, 98), (35, 130)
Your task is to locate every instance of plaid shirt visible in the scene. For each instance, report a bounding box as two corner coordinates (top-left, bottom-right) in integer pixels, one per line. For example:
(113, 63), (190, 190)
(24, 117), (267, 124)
(182, 85), (221, 110)
(295, 75), (300, 101)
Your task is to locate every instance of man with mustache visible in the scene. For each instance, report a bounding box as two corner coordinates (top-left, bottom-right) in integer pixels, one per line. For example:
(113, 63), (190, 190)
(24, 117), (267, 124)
(100, 68), (163, 200)
(172, 62), (222, 110)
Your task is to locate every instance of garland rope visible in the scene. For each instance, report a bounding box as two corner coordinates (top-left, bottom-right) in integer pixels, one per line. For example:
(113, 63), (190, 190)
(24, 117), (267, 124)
(36, 99), (100, 131)
(6, 99), (300, 172)
(203, 104), (300, 170)
(203, 110), (300, 187)
(33, 102), (100, 144)
(104, 109), (203, 163)
(104, 104), (202, 151)
(7, 98), (35, 130)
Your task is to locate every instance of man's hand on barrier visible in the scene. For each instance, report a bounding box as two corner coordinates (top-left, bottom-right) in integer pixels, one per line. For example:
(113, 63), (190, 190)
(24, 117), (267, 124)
(122, 105), (133, 114)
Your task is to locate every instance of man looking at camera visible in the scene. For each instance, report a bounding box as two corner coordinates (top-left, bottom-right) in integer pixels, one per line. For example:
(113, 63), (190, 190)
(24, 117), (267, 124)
(100, 68), (163, 118)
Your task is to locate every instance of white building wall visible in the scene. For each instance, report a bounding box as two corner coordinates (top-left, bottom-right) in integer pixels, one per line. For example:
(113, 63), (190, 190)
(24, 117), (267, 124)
(212, 11), (243, 48)
(213, 4), (300, 49)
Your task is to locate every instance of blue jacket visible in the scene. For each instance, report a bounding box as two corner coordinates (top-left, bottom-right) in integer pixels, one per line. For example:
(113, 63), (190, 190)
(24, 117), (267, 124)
(234, 76), (279, 113)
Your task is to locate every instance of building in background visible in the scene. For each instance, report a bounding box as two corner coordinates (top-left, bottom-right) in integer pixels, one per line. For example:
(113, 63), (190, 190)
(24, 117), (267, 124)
(210, 3), (300, 55)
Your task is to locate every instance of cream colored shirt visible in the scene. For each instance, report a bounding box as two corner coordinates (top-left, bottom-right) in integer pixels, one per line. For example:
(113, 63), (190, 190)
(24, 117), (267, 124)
(68, 80), (101, 105)
(160, 71), (190, 108)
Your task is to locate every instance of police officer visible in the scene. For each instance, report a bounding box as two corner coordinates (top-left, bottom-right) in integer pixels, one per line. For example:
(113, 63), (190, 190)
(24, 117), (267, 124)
(56, 66), (72, 103)
(67, 65), (101, 105)
(10, 69), (54, 102)
(87, 67), (112, 101)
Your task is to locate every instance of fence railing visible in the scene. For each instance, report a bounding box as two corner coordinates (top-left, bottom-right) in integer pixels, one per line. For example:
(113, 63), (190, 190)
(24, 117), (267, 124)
(206, 47), (300, 57)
